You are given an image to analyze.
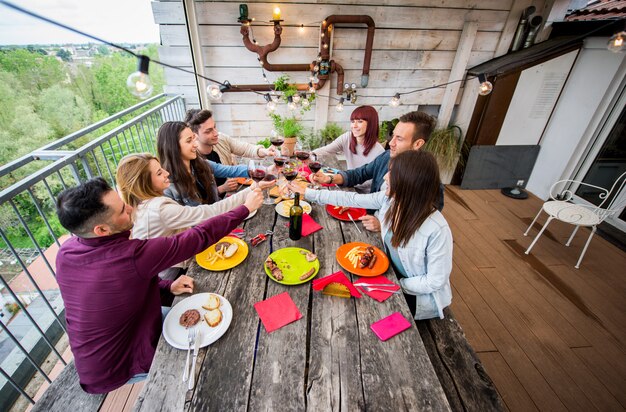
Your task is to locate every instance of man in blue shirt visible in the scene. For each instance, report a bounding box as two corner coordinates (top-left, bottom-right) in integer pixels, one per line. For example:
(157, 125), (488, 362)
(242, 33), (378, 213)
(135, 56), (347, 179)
(312, 111), (444, 232)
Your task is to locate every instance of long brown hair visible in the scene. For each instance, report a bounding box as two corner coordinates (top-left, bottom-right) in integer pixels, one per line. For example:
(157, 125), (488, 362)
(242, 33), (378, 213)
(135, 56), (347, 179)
(156, 121), (218, 204)
(349, 105), (379, 156)
(116, 153), (163, 208)
(384, 150), (440, 247)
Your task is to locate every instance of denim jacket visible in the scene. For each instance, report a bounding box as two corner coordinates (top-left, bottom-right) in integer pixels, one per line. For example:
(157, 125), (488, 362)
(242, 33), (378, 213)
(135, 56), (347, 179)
(304, 189), (453, 319)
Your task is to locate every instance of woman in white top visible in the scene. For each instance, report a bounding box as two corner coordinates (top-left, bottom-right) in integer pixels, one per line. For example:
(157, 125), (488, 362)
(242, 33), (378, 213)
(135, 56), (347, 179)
(312, 105), (385, 193)
(290, 150), (453, 320)
(116, 153), (264, 280)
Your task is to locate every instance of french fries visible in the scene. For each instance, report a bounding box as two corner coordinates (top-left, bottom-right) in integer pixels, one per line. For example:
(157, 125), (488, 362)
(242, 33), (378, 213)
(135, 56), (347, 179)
(206, 248), (226, 265)
(344, 246), (363, 268)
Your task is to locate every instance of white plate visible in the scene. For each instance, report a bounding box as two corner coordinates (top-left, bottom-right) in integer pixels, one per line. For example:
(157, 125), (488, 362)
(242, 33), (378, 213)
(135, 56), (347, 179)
(275, 200), (312, 218)
(245, 209), (257, 220)
(163, 293), (233, 350)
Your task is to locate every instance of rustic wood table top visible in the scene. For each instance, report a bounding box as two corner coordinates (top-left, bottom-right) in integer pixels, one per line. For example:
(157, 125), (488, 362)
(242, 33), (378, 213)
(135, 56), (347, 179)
(134, 164), (451, 412)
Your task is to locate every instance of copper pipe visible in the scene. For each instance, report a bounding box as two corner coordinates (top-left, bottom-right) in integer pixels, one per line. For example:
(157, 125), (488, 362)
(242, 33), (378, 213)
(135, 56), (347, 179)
(232, 15), (375, 94)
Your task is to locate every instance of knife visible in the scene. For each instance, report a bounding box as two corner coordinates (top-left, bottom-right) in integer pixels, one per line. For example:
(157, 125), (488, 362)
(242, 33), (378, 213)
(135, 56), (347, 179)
(188, 330), (201, 390)
(346, 212), (362, 234)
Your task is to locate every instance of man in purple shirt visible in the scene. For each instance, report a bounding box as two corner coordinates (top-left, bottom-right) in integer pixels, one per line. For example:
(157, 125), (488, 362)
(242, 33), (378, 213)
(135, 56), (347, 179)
(55, 177), (262, 393)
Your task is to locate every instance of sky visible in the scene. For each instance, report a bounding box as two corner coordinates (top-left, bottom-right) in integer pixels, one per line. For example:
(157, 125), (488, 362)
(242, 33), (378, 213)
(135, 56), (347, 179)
(0, 0), (161, 45)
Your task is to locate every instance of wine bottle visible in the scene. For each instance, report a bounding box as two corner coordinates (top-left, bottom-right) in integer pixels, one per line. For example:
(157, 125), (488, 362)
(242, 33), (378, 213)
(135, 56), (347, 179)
(289, 192), (303, 241)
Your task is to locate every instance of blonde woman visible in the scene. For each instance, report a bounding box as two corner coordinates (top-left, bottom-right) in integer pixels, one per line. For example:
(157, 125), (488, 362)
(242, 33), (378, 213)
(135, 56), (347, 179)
(116, 153), (264, 280)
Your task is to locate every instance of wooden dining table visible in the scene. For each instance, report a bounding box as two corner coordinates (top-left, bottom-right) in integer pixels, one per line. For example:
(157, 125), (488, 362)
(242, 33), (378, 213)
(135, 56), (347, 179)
(134, 172), (452, 411)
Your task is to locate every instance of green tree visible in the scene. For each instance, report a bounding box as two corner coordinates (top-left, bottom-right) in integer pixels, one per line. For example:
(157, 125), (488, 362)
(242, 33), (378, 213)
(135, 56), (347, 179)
(37, 85), (92, 137)
(0, 49), (65, 92)
(56, 48), (72, 62)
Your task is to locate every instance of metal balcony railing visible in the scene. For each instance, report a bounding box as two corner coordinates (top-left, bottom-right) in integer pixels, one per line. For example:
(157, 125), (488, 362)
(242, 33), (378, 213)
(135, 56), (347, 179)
(0, 94), (186, 410)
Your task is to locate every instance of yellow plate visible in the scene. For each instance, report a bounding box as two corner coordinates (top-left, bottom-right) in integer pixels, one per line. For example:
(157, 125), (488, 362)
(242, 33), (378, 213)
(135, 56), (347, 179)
(196, 237), (249, 271)
(275, 200), (312, 218)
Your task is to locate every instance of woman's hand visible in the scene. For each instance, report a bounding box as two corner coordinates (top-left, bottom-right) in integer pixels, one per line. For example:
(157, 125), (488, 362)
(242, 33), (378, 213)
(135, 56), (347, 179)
(170, 275), (194, 295)
(218, 178), (239, 194)
(257, 179), (276, 190)
(244, 188), (264, 212)
(287, 181), (307, 196)
(358, 215), (381, 232)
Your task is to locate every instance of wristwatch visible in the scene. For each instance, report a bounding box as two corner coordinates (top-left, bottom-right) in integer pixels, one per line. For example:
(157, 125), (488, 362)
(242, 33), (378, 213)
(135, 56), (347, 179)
(328, 174), (334, 184)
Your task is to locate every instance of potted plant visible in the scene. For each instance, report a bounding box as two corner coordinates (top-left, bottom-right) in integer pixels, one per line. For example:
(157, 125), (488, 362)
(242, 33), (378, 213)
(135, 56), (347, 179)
(270, 113), (304, 156)
(424, 125), (466, 183)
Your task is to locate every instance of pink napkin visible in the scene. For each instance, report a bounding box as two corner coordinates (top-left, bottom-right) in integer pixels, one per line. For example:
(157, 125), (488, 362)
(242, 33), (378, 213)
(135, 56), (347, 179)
(370, 312), (412, 341)
(287, 213), (323, 237)
(353, 276), (400, 302)
(254, 292), (302, 333)
(312, 271), (362, 298)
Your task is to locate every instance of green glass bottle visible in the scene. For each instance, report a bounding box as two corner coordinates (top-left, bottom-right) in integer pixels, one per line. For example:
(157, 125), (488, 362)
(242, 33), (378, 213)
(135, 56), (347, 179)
(289, 193), (303, 241)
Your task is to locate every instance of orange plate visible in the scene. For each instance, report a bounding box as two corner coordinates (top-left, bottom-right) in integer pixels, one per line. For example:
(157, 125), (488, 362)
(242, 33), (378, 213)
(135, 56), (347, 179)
(234, 177), (253, 185)
(335, 242), (389, 277)
(325, 205), (367, 222)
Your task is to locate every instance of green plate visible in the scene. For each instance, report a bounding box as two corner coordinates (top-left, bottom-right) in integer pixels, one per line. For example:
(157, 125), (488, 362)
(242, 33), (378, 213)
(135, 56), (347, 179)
(264, 247), (320, 285)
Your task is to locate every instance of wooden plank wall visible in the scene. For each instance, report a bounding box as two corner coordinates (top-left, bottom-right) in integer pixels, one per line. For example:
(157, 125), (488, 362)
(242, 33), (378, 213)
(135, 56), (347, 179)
(152, 0), (545, 143)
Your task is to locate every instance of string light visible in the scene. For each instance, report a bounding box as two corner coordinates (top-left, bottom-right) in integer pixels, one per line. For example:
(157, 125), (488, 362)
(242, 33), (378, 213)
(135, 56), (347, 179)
(287, 96), (297, 111)
(292, 94), (301, 103)
(264, 93), (276, 111)
(301, 93), (310, 108)
(389, 93), (401, 107)
(299, 24), (305, 33)
(607, 31), (626, 52)
(478, 74), (493, 96)
(126, 55), (153, 99)
(207, 84), (222, 100)
(308, 82), (316, 93)
(317, 54), (322, 62)
(336, 97), (345, 112)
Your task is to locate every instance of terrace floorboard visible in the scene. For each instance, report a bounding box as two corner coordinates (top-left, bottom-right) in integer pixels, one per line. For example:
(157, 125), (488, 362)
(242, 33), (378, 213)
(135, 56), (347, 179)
(443, 186), (626, 411)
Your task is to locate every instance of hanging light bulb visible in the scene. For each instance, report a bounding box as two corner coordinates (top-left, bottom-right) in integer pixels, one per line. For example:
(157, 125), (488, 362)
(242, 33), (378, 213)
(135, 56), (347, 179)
(299, 24), (305, 33)
(264, 94), (276, 112)
(207, 84), (222, 100)
(389, 93), (401, 107)
(317, 54), (322, 62)
(308, 82), (316, 93)
(607, 31), (626, 53)
(287, 96), (297, 111)
(301, 94), (310, 108)
(292, 94), (301, 103)
(336, 97), (345, 112)
(126, 55), (153, 99)
(258, 57), (264, 67)
(478, 74), (493, 96)
(314, 64), (320, 72)
(323, 43), (329, 49)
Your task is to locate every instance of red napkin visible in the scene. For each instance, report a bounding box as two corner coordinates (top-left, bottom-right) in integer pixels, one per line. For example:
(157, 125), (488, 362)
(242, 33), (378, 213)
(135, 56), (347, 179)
(353, 276), (400, 302)
(370, 312), (412, 341)
(254, 292), (302, 333)
(312, 271), (362, 298)
(287, 213), (323, 237)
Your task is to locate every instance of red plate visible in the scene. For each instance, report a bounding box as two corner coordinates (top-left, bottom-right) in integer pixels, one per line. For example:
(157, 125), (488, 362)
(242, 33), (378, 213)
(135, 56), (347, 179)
(325, 205), (367, 221)
(336, 242), (389, 277)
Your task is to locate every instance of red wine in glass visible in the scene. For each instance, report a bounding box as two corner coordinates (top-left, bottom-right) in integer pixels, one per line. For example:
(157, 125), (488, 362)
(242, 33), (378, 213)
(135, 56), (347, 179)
(270, 138), (284, 147)
(274, 156), (287, 167)
(309, 161), (322, 174)
(263, 173), (277, 181)
(283, 170), (298, 181)
(295, 151), (310, 161)
(250, 168), (266, 182)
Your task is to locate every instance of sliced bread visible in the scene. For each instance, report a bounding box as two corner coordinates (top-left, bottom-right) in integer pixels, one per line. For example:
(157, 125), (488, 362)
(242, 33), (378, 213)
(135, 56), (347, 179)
(204, 308), (222, 327)
(202, 294), (221, 310)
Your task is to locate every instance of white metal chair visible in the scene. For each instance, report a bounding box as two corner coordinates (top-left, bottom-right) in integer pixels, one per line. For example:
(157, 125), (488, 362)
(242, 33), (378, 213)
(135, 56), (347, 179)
(523, 171), (626, 269)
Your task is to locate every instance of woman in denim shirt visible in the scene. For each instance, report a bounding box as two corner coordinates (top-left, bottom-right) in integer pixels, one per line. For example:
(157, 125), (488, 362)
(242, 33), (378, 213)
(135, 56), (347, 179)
(290, 150), (452, 320)
(157, 122), (250, 206)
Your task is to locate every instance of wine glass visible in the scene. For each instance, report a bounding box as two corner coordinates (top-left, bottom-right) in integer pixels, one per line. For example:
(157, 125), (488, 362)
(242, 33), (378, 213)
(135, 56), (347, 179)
(282, 160), (298, 199)
(269, 133), (285, 158)
(294, 142), (311, 174)
(247, 160), (273, 205)
(308, 155), (323, 190)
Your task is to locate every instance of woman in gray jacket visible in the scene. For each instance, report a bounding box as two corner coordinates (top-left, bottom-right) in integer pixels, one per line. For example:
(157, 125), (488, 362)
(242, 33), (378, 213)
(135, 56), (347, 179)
(290, 150), (453, 320)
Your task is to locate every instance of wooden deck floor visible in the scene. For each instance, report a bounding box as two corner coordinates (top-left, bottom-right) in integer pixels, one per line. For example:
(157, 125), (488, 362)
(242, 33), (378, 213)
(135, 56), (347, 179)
(442, 186), (626, 412)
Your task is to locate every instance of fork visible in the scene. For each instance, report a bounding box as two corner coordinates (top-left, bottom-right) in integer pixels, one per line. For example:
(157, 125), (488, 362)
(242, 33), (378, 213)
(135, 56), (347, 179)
(359, 285), (401, 294)
(182, 327), (196, 382)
